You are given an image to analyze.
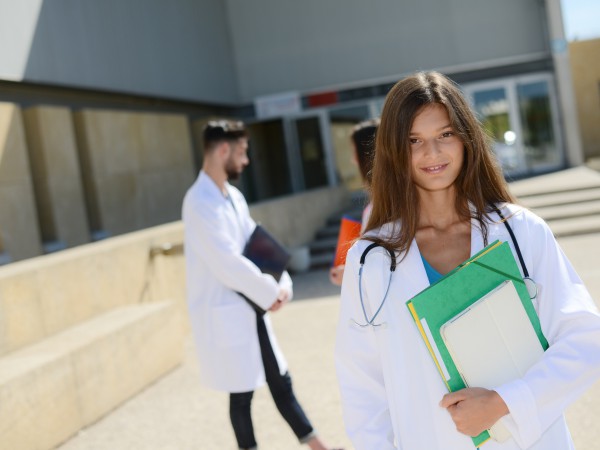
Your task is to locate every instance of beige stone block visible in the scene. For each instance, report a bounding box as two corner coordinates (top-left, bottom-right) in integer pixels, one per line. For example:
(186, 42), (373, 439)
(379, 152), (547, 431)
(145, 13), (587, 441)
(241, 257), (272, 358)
(138, 113), (194, 170)
(139, 168), (194, 227)
(0, 103), (42, 261)
(0, 183), (43, 261)
(0, 301), (183, 450)
(74, 109), (194, 237)
(22, 106), (90, 248)
(95, 172), (141, 235)
(74, 110), (141, 178)
(34, 238), (151, 336)
(0, 269), (45, 356)
(36, 257), (96, 337)
(0, 219), (186, 357)
(0, 353), (81, 450)
(0, 103), (33, 183)
(71, 302), (184, 426)
(569, 39), (600, 160)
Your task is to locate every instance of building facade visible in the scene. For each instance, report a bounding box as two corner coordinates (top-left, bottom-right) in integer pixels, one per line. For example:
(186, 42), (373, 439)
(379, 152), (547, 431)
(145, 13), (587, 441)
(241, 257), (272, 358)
(0, 0), (582, 262)
(569, 38), (600, 163)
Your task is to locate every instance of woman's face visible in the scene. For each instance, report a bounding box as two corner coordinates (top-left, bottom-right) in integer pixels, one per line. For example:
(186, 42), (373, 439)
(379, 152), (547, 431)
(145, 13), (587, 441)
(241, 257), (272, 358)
(409, 103), (464, 194)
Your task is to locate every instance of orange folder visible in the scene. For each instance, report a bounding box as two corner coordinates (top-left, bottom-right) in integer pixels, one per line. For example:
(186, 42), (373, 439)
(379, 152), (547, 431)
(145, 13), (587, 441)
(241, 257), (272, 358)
(333, 216), (362, 267)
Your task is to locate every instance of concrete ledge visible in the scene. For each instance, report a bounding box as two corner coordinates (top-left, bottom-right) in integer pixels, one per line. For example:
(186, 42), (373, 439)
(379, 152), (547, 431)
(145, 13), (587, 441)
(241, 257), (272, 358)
(0, 221), (186, 357)
(0, 300), (184, 450)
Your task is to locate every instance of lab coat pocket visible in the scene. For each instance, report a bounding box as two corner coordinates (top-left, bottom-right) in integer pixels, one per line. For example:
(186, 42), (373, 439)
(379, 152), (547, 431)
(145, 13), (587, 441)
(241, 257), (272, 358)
(211, 303), (252, 347)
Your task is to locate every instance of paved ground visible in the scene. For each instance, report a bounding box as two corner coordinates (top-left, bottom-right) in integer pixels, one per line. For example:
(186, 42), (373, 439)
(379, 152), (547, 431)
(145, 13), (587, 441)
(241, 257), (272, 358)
(58, 231), (600, 450)
(58, 167), (600, 450)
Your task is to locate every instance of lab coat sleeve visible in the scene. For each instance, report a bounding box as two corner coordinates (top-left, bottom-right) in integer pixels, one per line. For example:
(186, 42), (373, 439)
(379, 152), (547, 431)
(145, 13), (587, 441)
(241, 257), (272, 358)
(494, 213), (600, 449)
(279, 270), (293, 300)
(186, 197), (280, 311)
(334, 243), (396, 450)
(235, 189), (294, 301)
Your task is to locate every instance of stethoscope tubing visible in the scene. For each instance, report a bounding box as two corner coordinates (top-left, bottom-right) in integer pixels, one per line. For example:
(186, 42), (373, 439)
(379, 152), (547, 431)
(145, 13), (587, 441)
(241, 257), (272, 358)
(354, 206), (535, 327)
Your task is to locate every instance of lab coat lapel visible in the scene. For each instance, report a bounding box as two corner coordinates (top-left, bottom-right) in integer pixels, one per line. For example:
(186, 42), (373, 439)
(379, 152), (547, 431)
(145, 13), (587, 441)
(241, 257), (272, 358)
(199, 173), (245, 247)
(470, 217), (484, 257)
(223, 183), (247, 245)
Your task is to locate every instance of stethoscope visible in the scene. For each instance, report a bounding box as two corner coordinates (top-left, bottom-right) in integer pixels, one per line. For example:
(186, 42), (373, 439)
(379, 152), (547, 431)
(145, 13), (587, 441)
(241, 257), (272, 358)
(353, 206), (537, 328)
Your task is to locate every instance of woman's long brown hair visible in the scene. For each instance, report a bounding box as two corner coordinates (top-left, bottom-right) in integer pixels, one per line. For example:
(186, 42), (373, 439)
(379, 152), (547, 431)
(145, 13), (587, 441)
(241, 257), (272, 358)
(363, 71), (515, 255)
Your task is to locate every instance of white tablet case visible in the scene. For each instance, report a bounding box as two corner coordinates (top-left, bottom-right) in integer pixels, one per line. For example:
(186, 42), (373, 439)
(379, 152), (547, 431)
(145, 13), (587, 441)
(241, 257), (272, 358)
(440, 280), (545, 442)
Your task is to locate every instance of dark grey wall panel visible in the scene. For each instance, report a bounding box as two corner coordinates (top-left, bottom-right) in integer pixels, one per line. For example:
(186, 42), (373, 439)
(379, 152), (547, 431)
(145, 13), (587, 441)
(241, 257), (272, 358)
(0, 0), (549, 105)
(226, 0), (548, 101)
(0, 0), (238, 103)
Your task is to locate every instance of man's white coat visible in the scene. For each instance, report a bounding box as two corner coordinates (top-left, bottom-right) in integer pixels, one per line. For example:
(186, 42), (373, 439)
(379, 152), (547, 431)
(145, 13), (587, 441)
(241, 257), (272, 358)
(183, 171), (291, 393)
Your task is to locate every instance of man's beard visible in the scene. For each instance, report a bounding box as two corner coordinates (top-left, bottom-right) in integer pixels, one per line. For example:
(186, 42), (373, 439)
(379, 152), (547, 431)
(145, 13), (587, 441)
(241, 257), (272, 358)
(225, 162), (242, 181)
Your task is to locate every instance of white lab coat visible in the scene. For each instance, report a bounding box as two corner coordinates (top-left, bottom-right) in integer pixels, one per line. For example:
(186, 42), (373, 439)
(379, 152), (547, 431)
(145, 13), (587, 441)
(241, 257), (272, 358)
(335, 204), (600, 450)
(182, 171), (292, 393)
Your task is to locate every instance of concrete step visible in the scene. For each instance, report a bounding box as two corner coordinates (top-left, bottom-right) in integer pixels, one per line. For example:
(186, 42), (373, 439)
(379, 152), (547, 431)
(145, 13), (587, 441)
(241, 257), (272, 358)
(325, 210), (362, 227)
(310, 251), (335, 268)
(316, 224), (342, 239)
(519, 187), (600, 209)
(509, 166), (600, 198)
(530, 199), (600, 221)
(309, 237), (339, 253)
(0, 301), (184, 450)
(546, 215), (600, 238)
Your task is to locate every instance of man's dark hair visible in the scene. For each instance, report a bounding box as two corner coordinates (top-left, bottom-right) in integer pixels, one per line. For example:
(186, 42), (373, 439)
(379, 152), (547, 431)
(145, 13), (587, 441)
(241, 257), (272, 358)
(351, 118), (379, 184)
(203, 120), (248, 148)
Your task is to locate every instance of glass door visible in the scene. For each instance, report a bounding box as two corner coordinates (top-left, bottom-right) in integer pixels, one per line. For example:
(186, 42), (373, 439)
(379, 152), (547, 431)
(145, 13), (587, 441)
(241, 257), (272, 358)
(243, 118), (293, 203)
(467, 80), (526, 176)
(243, 111), (336, 200)
(285, 111), (336, 191)
(516, 77), (563, 171)
(464, 73), (563, 178)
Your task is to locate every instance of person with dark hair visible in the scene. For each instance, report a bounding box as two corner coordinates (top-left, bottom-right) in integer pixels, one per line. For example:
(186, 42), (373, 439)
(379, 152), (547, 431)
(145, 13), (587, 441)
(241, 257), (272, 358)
(183, 120), (341, 450)
(334, 72), (600, 449)
(329, 118), (379, 286)
(350, 118), (379, 187)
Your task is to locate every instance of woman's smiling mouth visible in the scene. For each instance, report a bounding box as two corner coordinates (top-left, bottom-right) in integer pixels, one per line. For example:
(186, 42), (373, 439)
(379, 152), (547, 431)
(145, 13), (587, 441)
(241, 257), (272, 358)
(421, 163), (448, 174)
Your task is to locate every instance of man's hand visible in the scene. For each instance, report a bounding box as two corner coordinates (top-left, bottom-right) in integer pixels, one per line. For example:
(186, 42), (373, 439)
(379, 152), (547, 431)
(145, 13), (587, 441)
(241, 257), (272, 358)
(269, 288), (290, 312)
(439, 388), (509, 437)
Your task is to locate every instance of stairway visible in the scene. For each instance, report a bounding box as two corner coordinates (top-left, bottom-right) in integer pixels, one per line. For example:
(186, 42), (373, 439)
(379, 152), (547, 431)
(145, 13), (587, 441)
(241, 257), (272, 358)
(510, 166), (600, 238)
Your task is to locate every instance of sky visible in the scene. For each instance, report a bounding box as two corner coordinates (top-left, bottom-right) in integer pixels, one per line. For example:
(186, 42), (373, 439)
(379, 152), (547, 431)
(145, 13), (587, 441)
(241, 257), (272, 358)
(561, 0), (600, 41)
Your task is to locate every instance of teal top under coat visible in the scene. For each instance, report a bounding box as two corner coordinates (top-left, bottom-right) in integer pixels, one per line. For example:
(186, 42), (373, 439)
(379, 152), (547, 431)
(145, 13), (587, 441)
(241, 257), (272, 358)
(421, 254), (443, 284)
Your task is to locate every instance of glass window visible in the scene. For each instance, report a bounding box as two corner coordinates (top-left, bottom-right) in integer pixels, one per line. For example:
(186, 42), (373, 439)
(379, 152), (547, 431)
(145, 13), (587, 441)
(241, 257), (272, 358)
(472, 87), (525, 174)
(517, 80), (562, 170)
(295, 117), (329, 189)
(466, 75), (563, 178)
(243, 119), (292, 202)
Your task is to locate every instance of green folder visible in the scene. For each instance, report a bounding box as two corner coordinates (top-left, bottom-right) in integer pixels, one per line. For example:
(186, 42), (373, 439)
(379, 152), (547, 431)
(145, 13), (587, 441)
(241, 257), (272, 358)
(406, 240), (548, 448)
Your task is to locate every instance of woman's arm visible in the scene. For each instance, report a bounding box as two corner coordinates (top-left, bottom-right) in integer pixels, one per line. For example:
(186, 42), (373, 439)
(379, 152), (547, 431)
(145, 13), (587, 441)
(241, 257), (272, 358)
(492, 212), (600, 448)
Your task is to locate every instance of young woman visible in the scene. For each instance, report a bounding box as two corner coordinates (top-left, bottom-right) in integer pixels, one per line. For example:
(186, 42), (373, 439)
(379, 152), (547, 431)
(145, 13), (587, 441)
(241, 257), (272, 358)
(334, 71), (600, 450)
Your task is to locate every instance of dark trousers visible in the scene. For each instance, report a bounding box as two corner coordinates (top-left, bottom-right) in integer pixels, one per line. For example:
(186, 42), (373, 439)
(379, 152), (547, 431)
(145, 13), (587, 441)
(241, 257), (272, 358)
(229, 313), (314, 449)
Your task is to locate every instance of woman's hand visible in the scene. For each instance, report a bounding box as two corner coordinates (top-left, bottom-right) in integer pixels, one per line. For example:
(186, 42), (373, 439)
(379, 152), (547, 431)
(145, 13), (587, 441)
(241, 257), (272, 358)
(439, 387), (509, 436)
(329, 265), (345, 286)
